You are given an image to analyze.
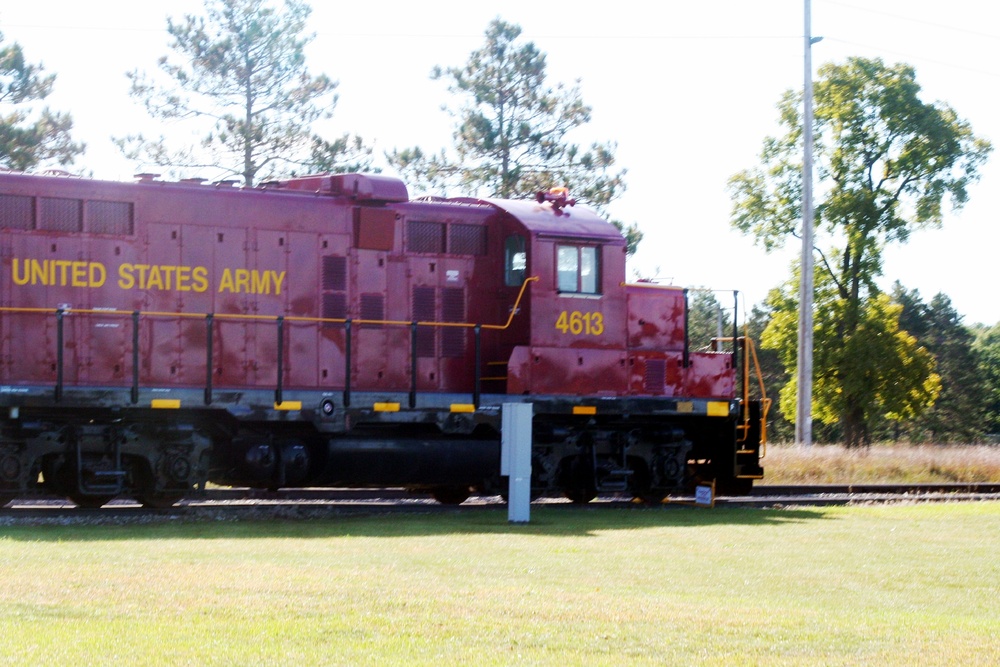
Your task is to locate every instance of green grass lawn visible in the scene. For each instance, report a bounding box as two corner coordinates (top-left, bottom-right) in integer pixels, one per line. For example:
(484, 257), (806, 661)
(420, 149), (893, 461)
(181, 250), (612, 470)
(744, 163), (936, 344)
(2, 502), (999, 666)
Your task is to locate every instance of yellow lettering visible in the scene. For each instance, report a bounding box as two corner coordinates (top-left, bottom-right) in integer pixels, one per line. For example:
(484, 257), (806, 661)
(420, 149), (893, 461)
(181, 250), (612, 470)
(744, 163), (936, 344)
(218, 268), (235, 293)
(89, 262), (106, 288)
(192, 266), (209, 293)
(12, 259), (107, 288)
(134, 264), (150, 289)
(589, 312), (605, 336)
(162, 265), (177, 290)
(251, 270), (270, 295)
(71, 261), (87, 287)
(555, 310), (605, 337)
(118, 264), (135, 289)
(146, 265), (164, 290)
(176, 266), (191, 291)
(28, 259), (48, 285)
(235, 269), (250, 293)
(55, 260), (72, 285)
(216, 267), (285, 294)
(555, 311), (569, 334)
(12, 259), (29, 286)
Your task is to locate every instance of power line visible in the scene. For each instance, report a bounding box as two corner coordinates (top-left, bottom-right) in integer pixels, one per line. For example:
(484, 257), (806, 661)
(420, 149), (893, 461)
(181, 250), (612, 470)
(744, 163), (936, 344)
(0, 22), (166, 34)
(819, 0), (1000, 41)
(824, 36), (1000, 79)
(1, 20), (800, 43)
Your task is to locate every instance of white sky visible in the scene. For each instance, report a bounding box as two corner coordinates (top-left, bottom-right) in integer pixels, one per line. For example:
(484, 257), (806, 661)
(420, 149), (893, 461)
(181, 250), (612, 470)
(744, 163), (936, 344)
(2, 0), (998, 324)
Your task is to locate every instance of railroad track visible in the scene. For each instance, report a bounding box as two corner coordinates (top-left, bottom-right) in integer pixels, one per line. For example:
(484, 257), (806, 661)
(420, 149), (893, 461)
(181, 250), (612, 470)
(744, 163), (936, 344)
(1, 483), (999, 524)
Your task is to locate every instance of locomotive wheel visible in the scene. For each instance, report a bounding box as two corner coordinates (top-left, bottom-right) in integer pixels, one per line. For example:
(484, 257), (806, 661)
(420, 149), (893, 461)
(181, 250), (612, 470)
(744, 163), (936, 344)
(430, 486), (472, 505)
(560, 456), (597, 504)
(137, 493), (185, 509)
(562, 486), (597, 504)
(68, 494), (116, 509)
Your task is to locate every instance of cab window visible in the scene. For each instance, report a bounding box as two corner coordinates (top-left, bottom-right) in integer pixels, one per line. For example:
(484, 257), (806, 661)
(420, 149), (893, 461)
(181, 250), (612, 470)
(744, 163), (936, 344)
(557, 245), (599, 294)
(505, 235), (527, 286)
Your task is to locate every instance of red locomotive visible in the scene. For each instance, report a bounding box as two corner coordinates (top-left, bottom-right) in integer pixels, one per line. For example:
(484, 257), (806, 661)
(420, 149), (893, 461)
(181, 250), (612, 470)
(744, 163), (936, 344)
(0, 170), (766, 507)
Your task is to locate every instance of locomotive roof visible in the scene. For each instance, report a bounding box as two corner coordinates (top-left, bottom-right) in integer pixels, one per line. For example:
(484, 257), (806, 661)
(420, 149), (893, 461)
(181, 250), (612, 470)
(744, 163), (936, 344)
(451, 196), (625, 246)
(0, 170), (626, 246)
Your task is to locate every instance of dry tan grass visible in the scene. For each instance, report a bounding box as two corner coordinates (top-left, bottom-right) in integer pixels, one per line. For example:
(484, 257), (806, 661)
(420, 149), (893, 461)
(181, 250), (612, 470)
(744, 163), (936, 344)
(759, 444), (1000, 484)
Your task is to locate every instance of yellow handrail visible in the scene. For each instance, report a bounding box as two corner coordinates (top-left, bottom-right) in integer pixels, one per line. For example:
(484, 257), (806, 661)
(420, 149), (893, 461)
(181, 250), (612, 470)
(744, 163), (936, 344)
(713, 335), (771, 455)
(0, 276), (540, 333)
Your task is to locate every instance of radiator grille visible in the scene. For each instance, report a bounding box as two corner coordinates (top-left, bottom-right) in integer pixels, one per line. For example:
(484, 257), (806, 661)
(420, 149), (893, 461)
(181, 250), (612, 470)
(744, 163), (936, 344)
(0, 194), (34, 229)
(407, 221), (445, 253)
(441, 287), (466, 357)
(88, 200), (134, 235)
(39, 197), (82, 232)
(322, 292), (347, 320)
(322, 255), (347, 291)
(412, 286), (437, 357)
(644, 359), (666, 394)
(448, 223), (487, 255)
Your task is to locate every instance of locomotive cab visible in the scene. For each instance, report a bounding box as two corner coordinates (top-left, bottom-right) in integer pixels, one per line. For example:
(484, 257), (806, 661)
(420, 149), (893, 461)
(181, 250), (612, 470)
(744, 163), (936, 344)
(481, 189), (765, 500)
(486, 194), (629, 398)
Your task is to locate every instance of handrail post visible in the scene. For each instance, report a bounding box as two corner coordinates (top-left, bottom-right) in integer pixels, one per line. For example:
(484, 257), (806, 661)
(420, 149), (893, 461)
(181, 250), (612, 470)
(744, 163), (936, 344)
(55, 308), (65, 402)
(343, 319), (352, 408)
(204, 313), (214, 405)
(410, 321), (418, 409)
(131, 310), (140, 404)
(732, 291), (739, 383)
(275, 316), (284, 406)
(473, 324), (482, 408)
(682, 289), (690, 368)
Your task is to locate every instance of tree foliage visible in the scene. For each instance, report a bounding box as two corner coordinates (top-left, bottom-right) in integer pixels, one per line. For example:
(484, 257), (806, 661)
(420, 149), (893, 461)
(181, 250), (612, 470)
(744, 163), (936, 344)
(119, 0), (370, 185)
(762, 270), (940, 445)
(686, 289), (734, 350)
(891, 286), (986, 442)
(0, 31), (84, 170)
(728, 57), (991, 446)
(973, 323), (1000, 437)
(387, 18), (640, 254)
(307, 133), (376, 175)
(744, 302), (795, 442)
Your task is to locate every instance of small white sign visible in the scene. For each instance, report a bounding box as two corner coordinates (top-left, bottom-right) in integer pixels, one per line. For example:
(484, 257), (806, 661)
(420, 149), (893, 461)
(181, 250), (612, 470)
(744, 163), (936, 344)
(446, 270), (460, 282)
(695, 484), (714, 507)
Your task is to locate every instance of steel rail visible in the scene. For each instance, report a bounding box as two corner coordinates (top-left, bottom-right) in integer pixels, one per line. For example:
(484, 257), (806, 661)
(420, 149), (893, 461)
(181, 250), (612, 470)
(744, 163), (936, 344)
(4, 483), (1000, 514)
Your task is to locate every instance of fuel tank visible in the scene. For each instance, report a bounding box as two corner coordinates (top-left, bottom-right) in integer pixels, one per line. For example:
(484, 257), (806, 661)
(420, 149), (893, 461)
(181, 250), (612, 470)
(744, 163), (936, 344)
(313, 435), (500, 487)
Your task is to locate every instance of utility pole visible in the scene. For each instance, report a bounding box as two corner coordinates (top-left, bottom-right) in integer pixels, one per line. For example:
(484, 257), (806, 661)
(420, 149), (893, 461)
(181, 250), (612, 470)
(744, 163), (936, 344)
(797, 0), (820, 446)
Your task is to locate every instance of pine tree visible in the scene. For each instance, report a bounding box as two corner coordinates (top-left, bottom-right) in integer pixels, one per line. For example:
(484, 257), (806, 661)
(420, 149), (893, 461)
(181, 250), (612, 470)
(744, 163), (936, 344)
(387, 18), (640, 254)
(118, 0), (369, 185)
(0, 32), (84, 170)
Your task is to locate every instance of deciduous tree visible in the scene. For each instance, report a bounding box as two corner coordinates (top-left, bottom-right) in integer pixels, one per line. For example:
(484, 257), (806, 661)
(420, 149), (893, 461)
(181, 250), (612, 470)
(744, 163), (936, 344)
(762, 269), (940, 446)
(744, 300), (794, 442)
(728, 57), (991, 446)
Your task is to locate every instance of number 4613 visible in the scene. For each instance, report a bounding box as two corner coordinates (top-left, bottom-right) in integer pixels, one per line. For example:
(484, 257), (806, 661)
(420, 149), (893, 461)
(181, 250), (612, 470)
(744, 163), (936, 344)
(555, 310), (604, 336)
